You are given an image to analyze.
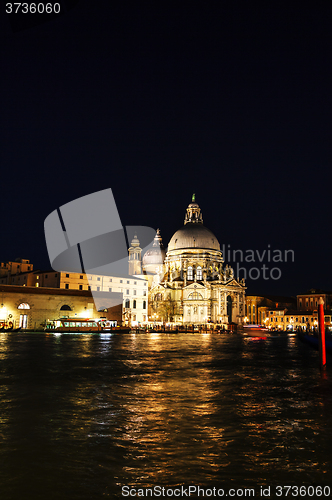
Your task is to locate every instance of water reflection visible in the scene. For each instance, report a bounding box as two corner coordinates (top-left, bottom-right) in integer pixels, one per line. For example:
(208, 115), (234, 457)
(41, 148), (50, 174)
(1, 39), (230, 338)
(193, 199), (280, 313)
(0, 332), (332, 499)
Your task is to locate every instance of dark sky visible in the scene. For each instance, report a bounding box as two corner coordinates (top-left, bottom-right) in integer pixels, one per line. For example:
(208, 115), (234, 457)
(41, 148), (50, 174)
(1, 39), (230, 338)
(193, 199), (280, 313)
(1, 2), (331, 297)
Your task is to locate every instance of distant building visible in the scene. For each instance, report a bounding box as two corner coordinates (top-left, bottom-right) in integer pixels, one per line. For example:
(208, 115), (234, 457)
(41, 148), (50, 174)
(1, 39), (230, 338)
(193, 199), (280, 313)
(245, 295), (296, 324)
(297, 289), (332, 312)
(265, 308), (332, 332)
(245, 292), (332, 331)
(0, 258), (33, 280)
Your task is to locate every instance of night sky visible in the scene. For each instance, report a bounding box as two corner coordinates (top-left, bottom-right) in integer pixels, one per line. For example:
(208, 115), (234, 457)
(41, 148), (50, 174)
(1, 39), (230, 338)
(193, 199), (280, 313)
(1, 2), (331, 297)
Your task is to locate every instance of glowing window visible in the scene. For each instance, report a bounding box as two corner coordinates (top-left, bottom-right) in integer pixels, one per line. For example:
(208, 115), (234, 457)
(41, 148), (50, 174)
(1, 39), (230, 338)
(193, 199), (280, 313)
(197, 266), (202, 280)
(188, 292), (203, 300)
(18, 303), (30, 310)
(187, 266), (193, 280)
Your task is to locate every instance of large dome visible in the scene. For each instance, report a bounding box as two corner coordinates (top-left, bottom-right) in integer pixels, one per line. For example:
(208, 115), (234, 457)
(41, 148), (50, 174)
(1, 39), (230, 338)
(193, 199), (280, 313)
(168, 223), (220, 251)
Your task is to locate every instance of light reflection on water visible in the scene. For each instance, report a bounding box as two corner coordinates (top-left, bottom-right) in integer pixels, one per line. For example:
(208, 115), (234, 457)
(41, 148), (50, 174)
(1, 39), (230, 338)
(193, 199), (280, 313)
(0, 332), (331, 499)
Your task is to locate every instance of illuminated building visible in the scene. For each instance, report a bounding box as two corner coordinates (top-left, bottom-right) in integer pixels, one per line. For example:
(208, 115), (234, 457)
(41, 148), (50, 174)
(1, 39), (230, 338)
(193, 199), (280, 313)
(245, 295), (296, 324)
(0, 245), (148, 327)
(0, 285), (122, 330)
(143, 196), (246, 327)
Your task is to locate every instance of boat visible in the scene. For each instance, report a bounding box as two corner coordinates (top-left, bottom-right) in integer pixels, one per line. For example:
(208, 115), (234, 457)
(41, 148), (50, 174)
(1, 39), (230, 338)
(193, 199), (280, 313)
(45, 318), (131, 334)
(243, 324), (270, 337)
(298, 331), (332, 354)
(0, 327), (21, 332)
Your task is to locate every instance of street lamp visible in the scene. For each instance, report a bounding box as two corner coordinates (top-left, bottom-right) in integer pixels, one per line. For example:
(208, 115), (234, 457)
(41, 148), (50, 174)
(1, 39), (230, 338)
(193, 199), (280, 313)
(0, 304), (7, 324)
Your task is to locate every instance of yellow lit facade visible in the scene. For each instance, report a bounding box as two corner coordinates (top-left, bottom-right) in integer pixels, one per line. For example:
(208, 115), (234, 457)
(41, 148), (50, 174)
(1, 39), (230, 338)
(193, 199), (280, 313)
(0, 285), (122, 330)
(143, 197), (246, 327)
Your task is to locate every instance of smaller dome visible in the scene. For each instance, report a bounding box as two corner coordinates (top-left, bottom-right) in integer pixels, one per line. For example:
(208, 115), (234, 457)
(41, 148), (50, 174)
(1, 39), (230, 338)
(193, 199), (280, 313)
(142, 229), (166, 267)
(143, 248), (166, 266)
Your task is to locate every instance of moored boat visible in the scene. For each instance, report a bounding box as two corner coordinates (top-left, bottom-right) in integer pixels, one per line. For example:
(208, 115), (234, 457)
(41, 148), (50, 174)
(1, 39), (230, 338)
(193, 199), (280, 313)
(0, 326), (21, 332)
(45, 318), (131, 334)
(298, 331), (332, 354)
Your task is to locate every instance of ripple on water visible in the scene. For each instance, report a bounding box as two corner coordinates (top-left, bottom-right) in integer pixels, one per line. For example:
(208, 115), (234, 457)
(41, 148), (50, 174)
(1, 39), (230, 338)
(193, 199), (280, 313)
(0, 332), (332, 498)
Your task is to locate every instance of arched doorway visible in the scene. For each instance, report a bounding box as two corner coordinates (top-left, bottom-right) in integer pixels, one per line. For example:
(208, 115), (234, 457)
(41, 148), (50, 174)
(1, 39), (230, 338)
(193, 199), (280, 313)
(227, 296), (232, 323)
(60, 304), (72, 319)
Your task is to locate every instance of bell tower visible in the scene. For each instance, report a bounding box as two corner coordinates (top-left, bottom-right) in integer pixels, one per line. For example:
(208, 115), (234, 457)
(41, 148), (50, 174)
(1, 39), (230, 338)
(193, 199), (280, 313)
(128, 234), (142, 275)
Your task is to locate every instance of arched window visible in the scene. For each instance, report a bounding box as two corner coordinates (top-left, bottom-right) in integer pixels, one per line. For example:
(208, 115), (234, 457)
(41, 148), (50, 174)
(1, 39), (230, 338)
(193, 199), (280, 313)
(187, 266), (193, 280)
(133, 300), (136, 309)
(18, 303), (30, 309)
(197, 266), (202, 280)
(125, 299), (130, 308)
(60, 305), (72, 311)
(143, 301), (146, 309)
(227, 296), (232, 323)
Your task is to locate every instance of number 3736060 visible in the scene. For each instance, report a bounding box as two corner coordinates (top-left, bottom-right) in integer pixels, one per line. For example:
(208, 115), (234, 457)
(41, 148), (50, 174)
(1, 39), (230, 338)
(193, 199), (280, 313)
(6, 3), (60, 14)
(276, 485), (330, 496)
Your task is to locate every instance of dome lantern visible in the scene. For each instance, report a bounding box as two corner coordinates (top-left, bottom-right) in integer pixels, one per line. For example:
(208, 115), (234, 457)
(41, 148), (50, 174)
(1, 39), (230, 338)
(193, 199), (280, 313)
(167, 197), (220, 252)
(184, 195), (203, 225)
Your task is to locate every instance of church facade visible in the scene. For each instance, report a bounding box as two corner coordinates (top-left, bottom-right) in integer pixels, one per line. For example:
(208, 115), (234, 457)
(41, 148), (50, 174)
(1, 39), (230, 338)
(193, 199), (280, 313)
(140, 196), (246, 328)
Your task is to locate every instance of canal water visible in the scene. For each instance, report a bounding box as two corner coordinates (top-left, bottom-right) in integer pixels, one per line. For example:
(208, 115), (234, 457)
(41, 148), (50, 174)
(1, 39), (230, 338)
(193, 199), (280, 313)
(0, 331), (331, 499)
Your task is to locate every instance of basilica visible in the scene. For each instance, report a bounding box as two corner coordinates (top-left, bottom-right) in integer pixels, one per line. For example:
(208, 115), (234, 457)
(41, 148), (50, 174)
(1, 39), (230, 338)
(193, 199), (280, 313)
(133, 196), (246, 328)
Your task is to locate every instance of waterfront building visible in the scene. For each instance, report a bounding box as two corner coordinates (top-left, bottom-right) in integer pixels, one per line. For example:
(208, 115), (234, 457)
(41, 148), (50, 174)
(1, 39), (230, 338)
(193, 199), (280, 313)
(0, 285), (122, 330)
(143, 196), (246, 327)
(0, 248), (148, 327)
(245, 294), (332, 331)
(265, 308), (332, 332)
(245, 295), (296, 324)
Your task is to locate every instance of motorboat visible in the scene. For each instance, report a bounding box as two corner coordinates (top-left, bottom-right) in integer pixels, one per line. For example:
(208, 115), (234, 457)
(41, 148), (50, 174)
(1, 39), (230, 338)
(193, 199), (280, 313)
(243, 324), (270, 337)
